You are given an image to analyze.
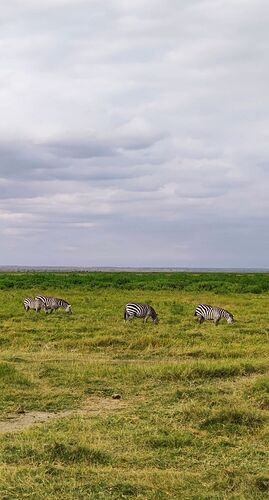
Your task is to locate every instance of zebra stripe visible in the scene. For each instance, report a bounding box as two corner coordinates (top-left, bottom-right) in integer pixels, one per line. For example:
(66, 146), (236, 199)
(124, 303), (159, 324)
(23, 297), (44, 312)
(35, 296), (72, 314)
(194, 304), (234, 325)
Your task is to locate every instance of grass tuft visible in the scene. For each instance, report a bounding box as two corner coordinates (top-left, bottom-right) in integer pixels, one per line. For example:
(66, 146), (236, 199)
(148, 431), (195, 449)
(0, 363), (31, 387)
(250, 377), (269, 409)
(255, 476), (269, 492)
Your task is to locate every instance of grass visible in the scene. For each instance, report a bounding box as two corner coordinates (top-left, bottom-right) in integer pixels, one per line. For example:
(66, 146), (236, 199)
(0, 273), (268, 498)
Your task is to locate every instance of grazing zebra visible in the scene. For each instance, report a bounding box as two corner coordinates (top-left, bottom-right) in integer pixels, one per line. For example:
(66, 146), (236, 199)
(124, 303), (159, 324)
(35, 296), (72, 314)
(194, 304), (235, 326)
(23, 297), (44, 312)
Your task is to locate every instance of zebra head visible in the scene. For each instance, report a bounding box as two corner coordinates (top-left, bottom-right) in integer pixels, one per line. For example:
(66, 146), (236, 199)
(151, 308), (159, 324)
(227, 313), (235, 324)
(65, 304), (72, 313)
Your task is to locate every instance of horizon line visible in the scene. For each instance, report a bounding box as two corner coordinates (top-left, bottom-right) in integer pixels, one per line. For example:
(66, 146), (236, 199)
(0, 265), (269, 273)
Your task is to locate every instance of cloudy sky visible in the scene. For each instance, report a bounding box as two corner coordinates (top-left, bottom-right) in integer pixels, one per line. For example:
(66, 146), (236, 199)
(0, 0), (268, 267)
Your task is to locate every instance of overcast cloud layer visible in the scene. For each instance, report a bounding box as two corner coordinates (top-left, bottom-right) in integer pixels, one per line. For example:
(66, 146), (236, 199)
(0, 0), (268, 267)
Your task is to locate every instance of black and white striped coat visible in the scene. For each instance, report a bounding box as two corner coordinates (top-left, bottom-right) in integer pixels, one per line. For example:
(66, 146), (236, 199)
(124, 303), (159, 324)
(23, 297), (44, 312)
(194, 304), (234, 326)
(35, 296), (72, 314)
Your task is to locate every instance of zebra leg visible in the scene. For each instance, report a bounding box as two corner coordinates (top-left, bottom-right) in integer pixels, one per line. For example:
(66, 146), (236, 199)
(198, 316), (205, 324)
(214, 317), (220, 326)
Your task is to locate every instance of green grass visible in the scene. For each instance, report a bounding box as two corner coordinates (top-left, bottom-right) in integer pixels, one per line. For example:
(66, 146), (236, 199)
(0, 273), (268, 498)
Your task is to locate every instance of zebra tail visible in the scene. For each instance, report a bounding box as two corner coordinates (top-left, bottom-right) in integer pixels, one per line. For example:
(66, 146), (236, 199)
(124, 309), (127, 320)
(194, 311), (198, 316)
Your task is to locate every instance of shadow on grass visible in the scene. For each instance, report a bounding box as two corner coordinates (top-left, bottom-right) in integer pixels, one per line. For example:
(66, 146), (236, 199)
(3, 441), (111, 465)
(200, 409), (265, 434)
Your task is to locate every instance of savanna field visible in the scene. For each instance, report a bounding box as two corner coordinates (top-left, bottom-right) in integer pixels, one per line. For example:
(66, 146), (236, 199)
(0, 273), (268, 499)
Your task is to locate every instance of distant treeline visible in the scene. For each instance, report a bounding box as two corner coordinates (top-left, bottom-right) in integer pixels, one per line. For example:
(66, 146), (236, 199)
(0, 272), (268, 294)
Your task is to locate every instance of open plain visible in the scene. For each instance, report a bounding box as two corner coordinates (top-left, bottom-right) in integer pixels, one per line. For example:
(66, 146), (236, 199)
(0, 272), (268, 499)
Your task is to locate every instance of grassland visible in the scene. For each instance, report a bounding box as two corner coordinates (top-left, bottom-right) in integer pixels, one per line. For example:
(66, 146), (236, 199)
(0, 272), (268, 499)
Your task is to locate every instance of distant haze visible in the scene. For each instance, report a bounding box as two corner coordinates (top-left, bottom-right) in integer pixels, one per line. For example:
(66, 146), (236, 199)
(0, 266), (269, 274)
(0, 1), (269, 268)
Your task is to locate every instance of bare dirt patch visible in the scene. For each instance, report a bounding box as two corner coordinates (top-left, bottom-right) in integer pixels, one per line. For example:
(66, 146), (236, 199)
(0, 396), (127, 434)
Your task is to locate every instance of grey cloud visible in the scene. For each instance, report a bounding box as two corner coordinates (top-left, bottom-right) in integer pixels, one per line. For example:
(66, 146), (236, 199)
(44, 138), (115, 159)
(0, 0), (268, 266)
(0, 143), (50, 178)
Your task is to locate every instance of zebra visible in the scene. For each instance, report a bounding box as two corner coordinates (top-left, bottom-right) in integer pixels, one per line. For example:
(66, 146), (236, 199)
(35, 296), (72, 314)
(194, 304), (235, 326)
(23, 297), (44, 312)
(124, 303), (159, 324)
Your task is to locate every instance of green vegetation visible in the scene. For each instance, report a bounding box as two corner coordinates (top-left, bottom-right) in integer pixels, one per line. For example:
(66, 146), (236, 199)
(0, 272), (268, 499)
(0, 270), (269, 293)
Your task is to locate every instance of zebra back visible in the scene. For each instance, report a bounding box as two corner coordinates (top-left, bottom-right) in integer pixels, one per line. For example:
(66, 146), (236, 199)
(195, 304), (214, 319)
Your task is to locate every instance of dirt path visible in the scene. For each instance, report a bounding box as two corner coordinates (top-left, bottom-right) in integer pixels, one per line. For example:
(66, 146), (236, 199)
(0, 397), (127, 434)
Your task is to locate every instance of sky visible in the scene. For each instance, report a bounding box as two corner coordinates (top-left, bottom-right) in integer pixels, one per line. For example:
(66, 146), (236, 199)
(0, 0), (268, 268)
